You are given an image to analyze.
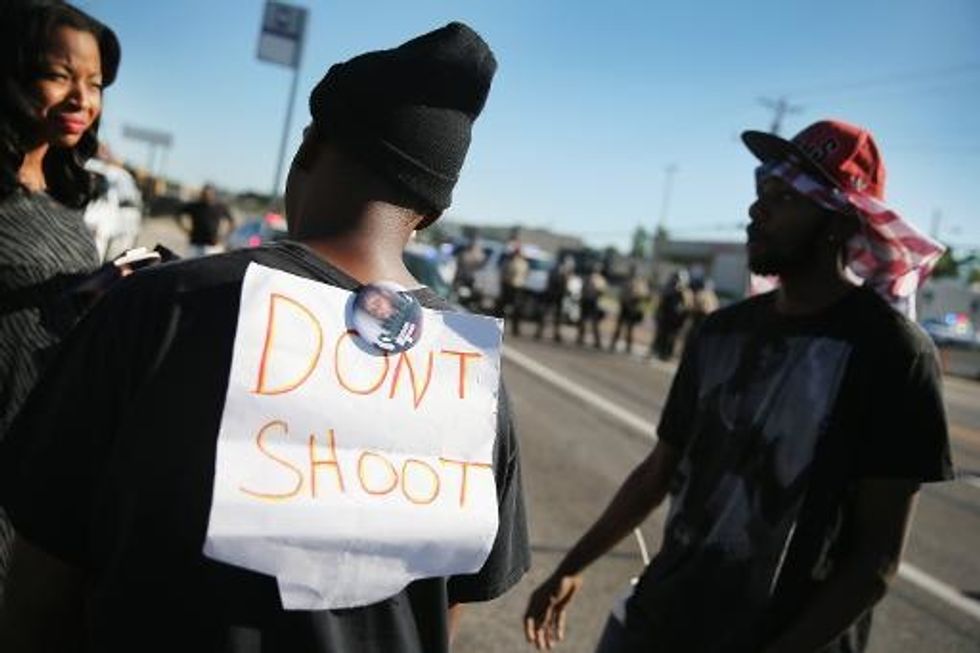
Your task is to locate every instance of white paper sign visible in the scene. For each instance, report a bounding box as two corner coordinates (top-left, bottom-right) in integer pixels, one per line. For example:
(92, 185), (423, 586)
(204, 264), (502, 610)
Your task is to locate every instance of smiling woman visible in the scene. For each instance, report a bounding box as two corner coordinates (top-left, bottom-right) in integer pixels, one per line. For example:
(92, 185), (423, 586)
(33, 26), (105, 147)
(0, 0), (120, 602)
(0, 1), (119, 203)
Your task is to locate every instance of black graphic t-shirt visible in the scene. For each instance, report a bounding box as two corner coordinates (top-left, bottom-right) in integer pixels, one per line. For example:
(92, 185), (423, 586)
(0, 242), (529, 653)
(627, 287), (953, 652)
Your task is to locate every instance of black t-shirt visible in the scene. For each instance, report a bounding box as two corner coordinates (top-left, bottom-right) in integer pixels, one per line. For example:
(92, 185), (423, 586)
(626, 287), (953, 653)
(180, 200), (232, 245)
(0, 242), (529, 653)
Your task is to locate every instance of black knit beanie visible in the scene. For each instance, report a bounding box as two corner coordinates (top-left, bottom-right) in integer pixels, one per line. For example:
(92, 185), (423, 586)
(309, 22), (497, 215)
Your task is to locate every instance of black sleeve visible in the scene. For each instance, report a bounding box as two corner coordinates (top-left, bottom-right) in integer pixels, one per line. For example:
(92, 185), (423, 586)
(656, 330), (702, 449)
(447, 384), (530, 604)
(0, 277), (162, 566)
(854, 344), (954, 482)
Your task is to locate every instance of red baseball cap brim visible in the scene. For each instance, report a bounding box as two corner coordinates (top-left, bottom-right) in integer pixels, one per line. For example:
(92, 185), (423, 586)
(741, 130), (842, 192)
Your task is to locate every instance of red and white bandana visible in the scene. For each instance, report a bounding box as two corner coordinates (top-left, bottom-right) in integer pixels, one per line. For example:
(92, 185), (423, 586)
(756, 159), (945, 319)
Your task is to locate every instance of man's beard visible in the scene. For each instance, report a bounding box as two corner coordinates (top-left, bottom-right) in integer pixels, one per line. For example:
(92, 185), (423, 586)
(748, 244), (814, 276)
(747, 226), (825, 276)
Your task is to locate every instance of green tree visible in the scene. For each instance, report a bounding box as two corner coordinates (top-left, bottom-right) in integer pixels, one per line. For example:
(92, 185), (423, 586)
(931, 248), (959, 278)
(630, 225), (651, 259)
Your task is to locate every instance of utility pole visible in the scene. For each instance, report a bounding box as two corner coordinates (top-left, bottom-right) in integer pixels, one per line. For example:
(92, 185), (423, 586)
(651, 164), (677, 281)
(656, 164), (678, 235)
(758, 96), (804, 135)
(930, 209), (942, 240)
(271, 59), (303, 202)
(257, 1), (308, 205)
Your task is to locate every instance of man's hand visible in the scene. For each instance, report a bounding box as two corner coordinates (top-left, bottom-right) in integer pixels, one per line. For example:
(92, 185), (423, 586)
(523, 573), (583, 650)
(520, 441), (680, 650)
(448, 603), (464, 645)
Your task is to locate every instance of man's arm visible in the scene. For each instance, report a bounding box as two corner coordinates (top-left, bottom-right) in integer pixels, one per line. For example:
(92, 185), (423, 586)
(218, 205), (236, 240)
(523, 439), (681, 650)
(174, 203), (191, 234)
(0, 535), (85, 653)
(763, 478), (920, 653)
(448, 603), (464, 645)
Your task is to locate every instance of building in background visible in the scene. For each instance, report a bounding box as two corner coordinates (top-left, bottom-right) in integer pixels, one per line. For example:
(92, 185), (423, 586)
(653, 238), (748, 302)
(918, 278), (980, 324)
(437, 222), (584, 255)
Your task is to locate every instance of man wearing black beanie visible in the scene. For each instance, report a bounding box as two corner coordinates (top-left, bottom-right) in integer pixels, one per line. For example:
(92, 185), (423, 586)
(0, 22), (529, 653)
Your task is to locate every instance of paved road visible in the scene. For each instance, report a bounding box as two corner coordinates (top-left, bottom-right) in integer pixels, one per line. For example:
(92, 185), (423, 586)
(455, 333), (980, 652)
(135, 214), (198, 256)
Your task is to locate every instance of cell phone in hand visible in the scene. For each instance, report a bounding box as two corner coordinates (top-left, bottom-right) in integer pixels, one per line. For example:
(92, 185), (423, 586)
(113, 247), (162, 274)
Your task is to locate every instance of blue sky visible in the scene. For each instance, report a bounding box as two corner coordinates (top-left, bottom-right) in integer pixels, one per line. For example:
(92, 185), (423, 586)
(79, 0), (979, 251)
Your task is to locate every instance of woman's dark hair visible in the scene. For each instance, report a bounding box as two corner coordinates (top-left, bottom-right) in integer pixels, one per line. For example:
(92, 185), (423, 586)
(0, 0), (120, 208)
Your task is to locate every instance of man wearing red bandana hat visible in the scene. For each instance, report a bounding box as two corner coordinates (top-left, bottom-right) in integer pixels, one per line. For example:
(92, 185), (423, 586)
(526, 120), (954, 653)
(743, 120), (945, 319)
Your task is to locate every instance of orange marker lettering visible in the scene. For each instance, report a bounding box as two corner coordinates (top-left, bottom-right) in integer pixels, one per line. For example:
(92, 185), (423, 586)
(439, 457), (493, 508)
(239, 420), (303, 501)
(335, 330), (389, 395)
(401, 458), (441, 505)
(309, 429), (345, 498)
(357, 451), (398, 496)
(254, 293), (324, 395)
(440, 350), (482, 399)
(388, 350), (435, 409)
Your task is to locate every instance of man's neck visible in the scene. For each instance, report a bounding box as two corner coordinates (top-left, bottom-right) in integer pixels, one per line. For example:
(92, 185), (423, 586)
(301, 224), (419, 288)
(775, 263), (856, 316)
(18, 143), (50, 192)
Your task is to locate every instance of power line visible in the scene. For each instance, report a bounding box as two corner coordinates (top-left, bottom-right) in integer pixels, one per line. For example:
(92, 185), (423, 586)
(887, 144), (980, 156)
(781, 62), (980, 99)
(790, 79), (980, 105)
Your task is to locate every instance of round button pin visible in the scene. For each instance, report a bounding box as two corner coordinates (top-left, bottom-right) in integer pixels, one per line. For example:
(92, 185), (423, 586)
(350, 281), (423, 353)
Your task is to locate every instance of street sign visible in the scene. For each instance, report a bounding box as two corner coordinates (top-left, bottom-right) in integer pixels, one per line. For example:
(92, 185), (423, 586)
(257, 1), (307, 69)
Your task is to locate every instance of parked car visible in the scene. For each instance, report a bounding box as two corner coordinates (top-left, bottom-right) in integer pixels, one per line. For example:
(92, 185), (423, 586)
(83, 158), (143, 261)
(921, 312), (980, 348)
(225, 212), (289, 250)
(403, 243), (455, 302)
(471, 241), (555, 311)
(226, 220), (455, 302)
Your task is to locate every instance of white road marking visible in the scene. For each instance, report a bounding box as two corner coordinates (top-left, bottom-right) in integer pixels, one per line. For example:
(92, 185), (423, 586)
(502, 345), (980, 624)
(502, 346), (658, 441)
(898, 563), (980, 622)
(943, 374), (980, 395)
